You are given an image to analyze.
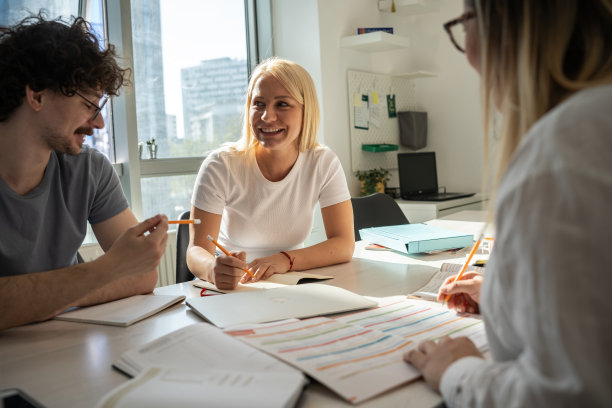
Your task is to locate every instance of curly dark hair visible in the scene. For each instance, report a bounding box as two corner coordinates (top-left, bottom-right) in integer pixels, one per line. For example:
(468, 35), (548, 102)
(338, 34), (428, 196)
(0, 12), (131, 122)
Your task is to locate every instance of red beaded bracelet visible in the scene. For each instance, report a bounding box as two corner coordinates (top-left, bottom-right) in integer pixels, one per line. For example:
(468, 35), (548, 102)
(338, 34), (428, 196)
(280, 251), (294, 271)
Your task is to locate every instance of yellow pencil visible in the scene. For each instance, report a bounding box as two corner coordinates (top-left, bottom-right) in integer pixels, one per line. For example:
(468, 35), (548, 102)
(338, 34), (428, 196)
(168, 219), (201, 225)
(444, 232), (483, 304)
(206, 235), (255, 279)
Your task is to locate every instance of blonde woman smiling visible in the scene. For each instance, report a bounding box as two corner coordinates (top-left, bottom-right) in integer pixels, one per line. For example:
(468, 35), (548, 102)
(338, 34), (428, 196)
(187, 58), (354, 290)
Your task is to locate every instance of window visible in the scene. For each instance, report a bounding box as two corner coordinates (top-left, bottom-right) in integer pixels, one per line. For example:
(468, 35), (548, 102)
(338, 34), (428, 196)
(129, 0), (250, 222)
(107, 0), (272, 227)
(0, 1), (78, 26)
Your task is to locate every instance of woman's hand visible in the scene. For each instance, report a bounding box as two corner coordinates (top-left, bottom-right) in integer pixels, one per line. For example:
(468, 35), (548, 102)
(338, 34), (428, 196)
(241, 253), (292, 283)
(438, 271), (483, 314)
(404, 336), (483, 392)
(213, 251), (248, 290)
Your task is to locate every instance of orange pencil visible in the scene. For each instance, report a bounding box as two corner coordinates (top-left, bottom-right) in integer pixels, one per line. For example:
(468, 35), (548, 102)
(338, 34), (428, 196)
(444, 233), (483, 304)
(206, 234), (255, 279)
(168, 219), (201, 225)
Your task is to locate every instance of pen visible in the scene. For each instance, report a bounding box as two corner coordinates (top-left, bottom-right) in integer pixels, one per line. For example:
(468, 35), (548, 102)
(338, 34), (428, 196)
(444, 232), (483, 305)
(168, 219), (201, 225)
(206, 235), (255, 279)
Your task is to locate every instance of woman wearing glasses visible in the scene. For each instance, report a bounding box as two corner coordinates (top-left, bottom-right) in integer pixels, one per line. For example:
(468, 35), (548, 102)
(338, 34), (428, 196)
(186, 57), (354, 290)
(405, 1), (612, 406)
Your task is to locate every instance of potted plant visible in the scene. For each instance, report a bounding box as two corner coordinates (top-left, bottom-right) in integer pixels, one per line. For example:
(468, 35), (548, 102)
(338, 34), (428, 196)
(146, 138), (157, 159)
(355, 168), (390, 196)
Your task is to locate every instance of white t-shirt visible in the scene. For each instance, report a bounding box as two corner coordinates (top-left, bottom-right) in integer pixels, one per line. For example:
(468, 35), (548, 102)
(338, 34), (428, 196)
(440, 85), (612, 406)
(192, 145), (350, 261)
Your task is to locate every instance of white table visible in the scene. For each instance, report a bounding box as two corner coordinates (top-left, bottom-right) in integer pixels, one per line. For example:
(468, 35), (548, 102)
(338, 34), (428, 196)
(0, 214), (487, 407)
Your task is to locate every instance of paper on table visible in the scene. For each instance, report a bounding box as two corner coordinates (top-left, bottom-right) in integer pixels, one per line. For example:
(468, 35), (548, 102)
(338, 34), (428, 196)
(54, 294), (185, 327)
(227, 297), (487, 404)
(108, 323), (306, 408)
(113, 322), (301, 378)
(191, 271), (333, 294)
(96, 367), (306, 408)
(186, 284), (377, 329)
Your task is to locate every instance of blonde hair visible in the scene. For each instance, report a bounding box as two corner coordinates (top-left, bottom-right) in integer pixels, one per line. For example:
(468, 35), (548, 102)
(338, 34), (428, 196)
(475, 0), (612, 206)
(237, 57), (320, 153)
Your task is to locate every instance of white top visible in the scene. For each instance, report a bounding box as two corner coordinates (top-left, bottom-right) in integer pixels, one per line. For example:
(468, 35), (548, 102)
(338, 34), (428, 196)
(192, 145), (350, 261)
(440, 85), (612, 406)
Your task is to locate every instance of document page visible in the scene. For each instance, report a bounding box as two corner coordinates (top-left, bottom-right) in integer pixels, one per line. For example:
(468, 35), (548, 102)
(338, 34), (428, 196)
(114, 323), (299, 378)
(97, 367), (306, 408)
(227, 297), (486, 404)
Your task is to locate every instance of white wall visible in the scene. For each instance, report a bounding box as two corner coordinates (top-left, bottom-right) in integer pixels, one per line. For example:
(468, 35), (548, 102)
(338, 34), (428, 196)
(272, 0), (483, 196)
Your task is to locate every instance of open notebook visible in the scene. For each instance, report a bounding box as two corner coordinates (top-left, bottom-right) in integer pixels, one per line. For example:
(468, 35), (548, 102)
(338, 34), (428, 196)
(409, 262), (486, 301)
(192, 271), (333, 294)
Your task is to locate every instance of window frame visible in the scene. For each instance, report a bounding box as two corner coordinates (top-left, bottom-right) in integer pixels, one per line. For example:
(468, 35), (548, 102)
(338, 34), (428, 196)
(104, 0), (272, 219)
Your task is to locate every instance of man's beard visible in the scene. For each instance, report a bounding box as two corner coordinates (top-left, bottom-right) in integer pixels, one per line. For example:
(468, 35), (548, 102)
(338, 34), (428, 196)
(44, 127), (93, 155)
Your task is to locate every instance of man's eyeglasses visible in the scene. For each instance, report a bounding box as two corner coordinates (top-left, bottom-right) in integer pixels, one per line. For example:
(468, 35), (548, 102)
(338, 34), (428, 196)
(443, 11), (475, 53)
(74, 91), (108, 121)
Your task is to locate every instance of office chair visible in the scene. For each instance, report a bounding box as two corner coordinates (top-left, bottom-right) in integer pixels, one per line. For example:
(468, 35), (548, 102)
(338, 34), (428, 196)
(175, 210), (196, 283)
(351, 193), (409, 241)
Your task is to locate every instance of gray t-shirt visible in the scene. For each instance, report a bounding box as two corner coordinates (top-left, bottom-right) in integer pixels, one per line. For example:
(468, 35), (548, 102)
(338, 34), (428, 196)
(0, 146), (128, 276)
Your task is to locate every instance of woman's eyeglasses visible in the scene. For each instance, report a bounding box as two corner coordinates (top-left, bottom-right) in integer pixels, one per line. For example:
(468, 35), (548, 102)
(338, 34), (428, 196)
(443, 11), (475, 53)
(75, 91), (109, 121)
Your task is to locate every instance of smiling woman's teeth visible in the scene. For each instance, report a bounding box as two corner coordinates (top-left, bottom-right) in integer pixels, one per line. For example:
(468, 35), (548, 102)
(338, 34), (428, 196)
(261, 128), (282, 133)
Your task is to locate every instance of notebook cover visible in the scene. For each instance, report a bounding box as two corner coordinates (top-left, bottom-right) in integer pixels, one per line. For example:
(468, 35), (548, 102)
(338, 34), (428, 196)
(186, 283), (377, 328)
(359, 224), (473, 254)
(55, 294), (186, 327)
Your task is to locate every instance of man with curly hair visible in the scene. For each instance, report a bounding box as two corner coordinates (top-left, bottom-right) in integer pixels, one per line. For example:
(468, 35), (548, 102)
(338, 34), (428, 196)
(0, 14), (168, 330)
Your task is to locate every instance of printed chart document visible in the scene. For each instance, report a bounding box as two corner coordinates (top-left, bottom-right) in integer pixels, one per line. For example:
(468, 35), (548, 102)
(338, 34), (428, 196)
(54, 294), (185, 327)
(186, 283), (377, 328)
(227, 297), (487, 404)
(409, 263), (485, 301)
(108, 323), (306, 408)
(192, 271), (333, 294)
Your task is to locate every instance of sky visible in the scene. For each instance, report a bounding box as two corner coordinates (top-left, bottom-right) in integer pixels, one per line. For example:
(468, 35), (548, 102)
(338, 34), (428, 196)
(160, 0), (247, 130)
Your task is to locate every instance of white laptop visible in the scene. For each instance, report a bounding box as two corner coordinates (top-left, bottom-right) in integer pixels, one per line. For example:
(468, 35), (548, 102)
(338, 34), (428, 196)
(186, 283), (377, 328)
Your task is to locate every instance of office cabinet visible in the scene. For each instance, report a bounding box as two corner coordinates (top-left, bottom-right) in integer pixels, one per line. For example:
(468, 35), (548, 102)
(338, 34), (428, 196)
(396, 194), (488, 223)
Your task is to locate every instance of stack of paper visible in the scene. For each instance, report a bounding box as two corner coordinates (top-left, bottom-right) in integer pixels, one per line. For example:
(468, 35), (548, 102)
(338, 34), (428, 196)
(106, 323), (306, 408)
(97, 367), (305, 408)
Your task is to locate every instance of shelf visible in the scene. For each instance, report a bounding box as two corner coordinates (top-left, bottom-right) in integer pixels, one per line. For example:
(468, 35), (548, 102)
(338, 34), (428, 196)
(340, 31), (409, 52)
(392, 71), (437, 79)
(383, 0), (439, 15)
(362, 144), (399, 152)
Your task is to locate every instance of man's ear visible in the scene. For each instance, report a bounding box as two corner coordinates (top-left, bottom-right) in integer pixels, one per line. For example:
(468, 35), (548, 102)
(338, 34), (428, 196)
(24, 85), (45, 112)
